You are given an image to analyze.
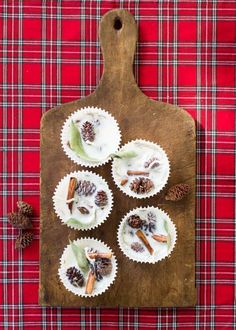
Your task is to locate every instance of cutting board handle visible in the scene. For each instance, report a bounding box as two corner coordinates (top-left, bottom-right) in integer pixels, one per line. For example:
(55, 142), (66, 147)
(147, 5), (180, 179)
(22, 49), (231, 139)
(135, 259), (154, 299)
(99, 9), (138, 86)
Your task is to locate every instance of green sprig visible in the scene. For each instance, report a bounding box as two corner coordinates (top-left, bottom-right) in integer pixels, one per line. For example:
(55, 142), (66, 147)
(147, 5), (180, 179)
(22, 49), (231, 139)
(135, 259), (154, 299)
(164, 219), (171, 250)
(111, 150), (137, 159)
(66, 210), (97, 229)
(69, 240), (89, 273)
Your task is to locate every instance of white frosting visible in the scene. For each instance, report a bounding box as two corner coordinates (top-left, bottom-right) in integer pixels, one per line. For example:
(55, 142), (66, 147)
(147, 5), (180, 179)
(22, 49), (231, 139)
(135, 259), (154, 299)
(61, 107), (121, 167)
(53, 171), (113, 230)
(58, 238), (117, 297)
(112, 140), (170, 198)
(118, 206), (177, 263)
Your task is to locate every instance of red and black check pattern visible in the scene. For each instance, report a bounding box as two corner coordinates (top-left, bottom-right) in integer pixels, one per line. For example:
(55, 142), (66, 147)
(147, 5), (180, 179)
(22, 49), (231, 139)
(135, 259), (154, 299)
(0, 1), (235, 329)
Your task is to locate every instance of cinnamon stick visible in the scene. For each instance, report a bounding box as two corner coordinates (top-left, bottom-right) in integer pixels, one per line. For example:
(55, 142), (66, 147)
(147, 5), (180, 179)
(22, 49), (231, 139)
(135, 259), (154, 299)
(66, 177), (77, 213)
(120, 178), (128, 186)
(152, 234), (167, 243)
(127, 170), (149, 176)
(136, 230), (154, 255)
(85, 271), (95, 294)
(87, 252), (112, 259)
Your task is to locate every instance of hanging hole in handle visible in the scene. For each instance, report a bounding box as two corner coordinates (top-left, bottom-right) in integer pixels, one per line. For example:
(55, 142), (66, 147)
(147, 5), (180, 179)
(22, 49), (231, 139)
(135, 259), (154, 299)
(113, 17), (122, 30)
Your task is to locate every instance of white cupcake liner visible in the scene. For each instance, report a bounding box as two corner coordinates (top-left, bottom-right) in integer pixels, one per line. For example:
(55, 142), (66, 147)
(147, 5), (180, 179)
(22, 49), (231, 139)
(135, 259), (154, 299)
(117, 206), (177, 264)
(53, 170), (113, 231)
(111, 139), (170, 199)
(61, 106), (121, 168)
(58, 237), (118, 297)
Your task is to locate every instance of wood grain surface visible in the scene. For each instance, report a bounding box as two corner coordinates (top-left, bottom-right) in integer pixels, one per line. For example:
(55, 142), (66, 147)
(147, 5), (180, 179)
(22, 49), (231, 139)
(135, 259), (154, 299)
(40, 9), (196, 307)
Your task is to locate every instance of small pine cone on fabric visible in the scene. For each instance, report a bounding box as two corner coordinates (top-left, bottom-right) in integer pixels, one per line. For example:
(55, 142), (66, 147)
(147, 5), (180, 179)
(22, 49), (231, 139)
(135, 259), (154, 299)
(76, 180), (96, 196)
(127, 214), (143, 229)
(165, 183), (190, 201)
(95, 190), (108, 207)
(8, 212), (32, 229)
(66, 267), (84, 287)
(17, 201), (33, 216)
(130, 177), (154, 194)
(81, 121), (95, 142)
(15, 232), (34, 249)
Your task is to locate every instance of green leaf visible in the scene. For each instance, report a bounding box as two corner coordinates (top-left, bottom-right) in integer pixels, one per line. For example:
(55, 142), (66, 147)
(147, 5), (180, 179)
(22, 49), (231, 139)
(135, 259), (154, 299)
(164, 219), (171, 250)
(66, 218), (83, 228)
(66, 210), (97, 229)
(69, 121), (98, 162)
(166, 235), (171, 250)
(69, 240), (89, 273)
(111, 150), (137, 159)
(121, 227), (129, 245)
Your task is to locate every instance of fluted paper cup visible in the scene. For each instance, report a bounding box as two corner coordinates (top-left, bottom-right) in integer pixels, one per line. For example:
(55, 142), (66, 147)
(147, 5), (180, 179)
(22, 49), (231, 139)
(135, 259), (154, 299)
(117, 206), (177, 263)
(61, 106), (121, 167)
(58, 237), (118, 297)
(53, 170), (113, 231)
(111, 139), (170, 199)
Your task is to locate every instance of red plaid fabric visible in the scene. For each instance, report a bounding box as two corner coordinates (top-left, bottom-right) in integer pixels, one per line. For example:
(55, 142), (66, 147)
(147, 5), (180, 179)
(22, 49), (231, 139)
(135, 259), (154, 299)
(0, 1), (235, 329)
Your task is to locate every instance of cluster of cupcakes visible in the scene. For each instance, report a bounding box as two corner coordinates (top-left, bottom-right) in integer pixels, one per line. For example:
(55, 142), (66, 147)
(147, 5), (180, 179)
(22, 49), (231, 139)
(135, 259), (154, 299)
(54, 106), (177, 297)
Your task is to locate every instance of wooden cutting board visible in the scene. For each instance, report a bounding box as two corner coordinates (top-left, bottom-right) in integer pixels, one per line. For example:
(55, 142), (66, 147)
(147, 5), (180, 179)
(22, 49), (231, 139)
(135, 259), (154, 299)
(40, 9), (196, 307)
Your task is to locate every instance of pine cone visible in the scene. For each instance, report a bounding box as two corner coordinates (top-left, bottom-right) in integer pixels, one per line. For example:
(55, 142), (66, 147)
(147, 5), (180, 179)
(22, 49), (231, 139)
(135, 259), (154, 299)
(8, 212), (32, 229)
(127, 214), (143, 229)
(17, 201), (33, 216)
(81, 121), (95, 142)
(131, 242), (144, 252)
(165, 183), (190, 201)
(66, 267), (84, 287)
(95, 258), (112, 277)
(76, 180), (96, 196)
(130, 177), (154, 194)
(15, 232), (34, 249)
(144, 157), (159, 169)
(95, 190), (108, 207)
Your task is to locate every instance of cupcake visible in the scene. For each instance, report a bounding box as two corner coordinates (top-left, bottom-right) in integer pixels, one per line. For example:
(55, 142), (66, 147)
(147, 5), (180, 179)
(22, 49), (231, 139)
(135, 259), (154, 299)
(61, 106), (121, 167)
(53, 171), (113, 230)
(112, 139), (170, 199)
(58, 238), (117, 297)
(118, 206), (177, 263)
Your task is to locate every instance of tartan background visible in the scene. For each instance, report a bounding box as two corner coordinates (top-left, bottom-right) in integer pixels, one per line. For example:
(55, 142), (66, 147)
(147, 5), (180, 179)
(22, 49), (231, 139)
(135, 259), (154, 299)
(0, 0), (235, 329)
